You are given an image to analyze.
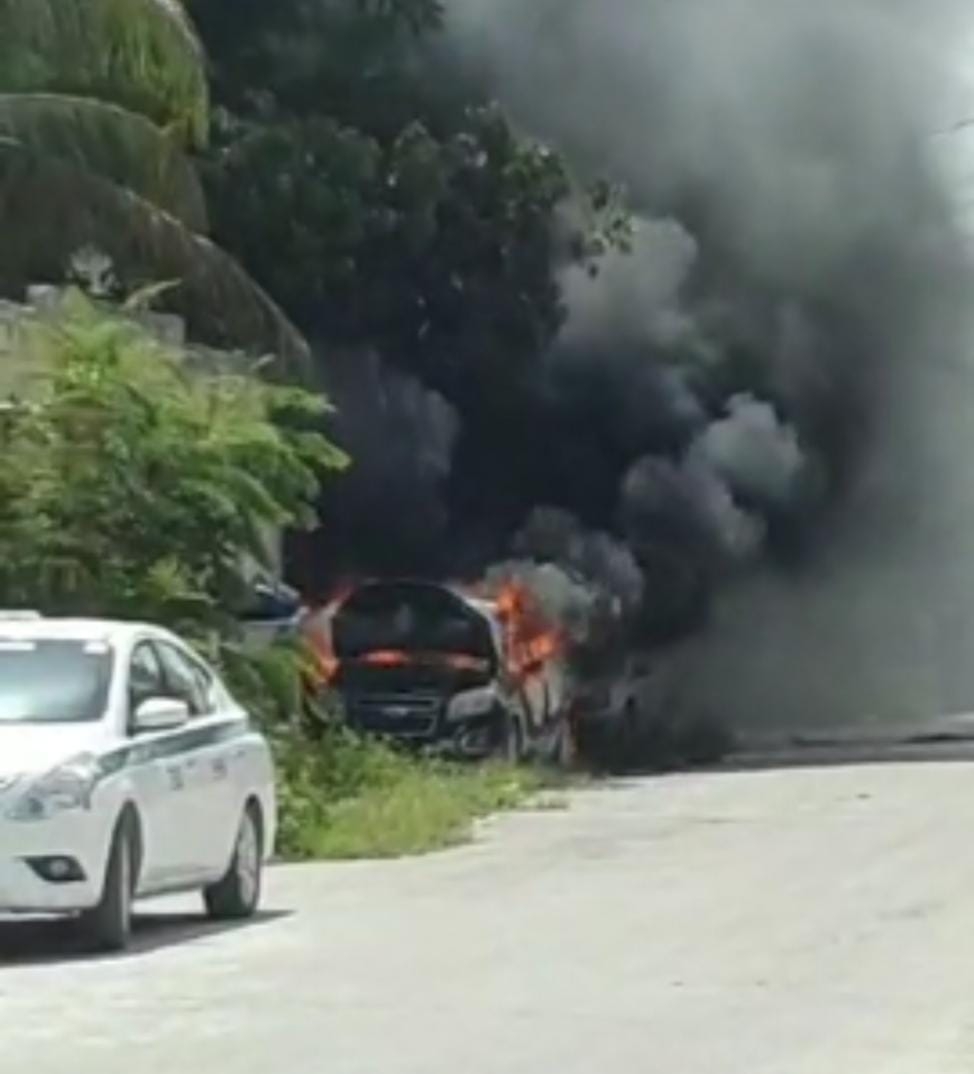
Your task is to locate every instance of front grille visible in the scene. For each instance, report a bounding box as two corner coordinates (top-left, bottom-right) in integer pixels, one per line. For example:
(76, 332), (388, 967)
(347, 693), (442, 739)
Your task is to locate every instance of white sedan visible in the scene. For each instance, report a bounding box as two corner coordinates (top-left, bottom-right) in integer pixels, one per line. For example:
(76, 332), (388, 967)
(0, 615), (277, 951)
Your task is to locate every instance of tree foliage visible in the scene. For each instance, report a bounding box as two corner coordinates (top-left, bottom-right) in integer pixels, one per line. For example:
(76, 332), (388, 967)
(0, 141), (310, 379)
(195, 0), (599, 400)
(0, 0), (311, 373)
(0, 0), (209, 145)
(0, 294), (347, 629)
(205, 105), (572, 399)
(0, 94), (208, 229)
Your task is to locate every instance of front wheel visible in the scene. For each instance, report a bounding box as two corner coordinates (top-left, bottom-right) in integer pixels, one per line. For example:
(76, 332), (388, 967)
(79, 818), (135, 953)
(204, 804), (263, 920)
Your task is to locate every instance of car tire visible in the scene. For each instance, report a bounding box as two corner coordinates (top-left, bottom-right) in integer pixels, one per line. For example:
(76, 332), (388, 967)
(79, 816), (135, 954)
(204, 803), (263, 921)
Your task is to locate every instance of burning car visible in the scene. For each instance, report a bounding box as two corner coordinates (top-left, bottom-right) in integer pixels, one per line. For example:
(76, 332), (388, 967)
(301, 579), (573, 762)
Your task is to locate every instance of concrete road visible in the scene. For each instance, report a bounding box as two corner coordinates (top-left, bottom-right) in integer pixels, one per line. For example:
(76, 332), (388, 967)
(4, 762), (974, 1073)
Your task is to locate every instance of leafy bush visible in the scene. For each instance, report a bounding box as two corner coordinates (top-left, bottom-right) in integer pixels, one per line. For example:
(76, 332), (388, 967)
(0, 291), (345, 630)
(281, 745), (546, 861)
(221, 638), (547, 860)
(0, 295), (548, 860)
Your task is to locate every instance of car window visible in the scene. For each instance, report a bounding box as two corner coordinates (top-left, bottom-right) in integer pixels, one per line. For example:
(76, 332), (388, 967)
(0, 639), (113, 724)
(129, 642), (166, 713)
(156, 642), (214, 717)
(192, 662), (219, 712)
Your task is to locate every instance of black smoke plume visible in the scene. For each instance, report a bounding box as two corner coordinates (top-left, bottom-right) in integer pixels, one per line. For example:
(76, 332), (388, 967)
(294, 0), (974, 731)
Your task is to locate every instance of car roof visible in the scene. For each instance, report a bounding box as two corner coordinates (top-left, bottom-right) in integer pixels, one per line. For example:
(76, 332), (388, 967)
(0, 617), (168, 645)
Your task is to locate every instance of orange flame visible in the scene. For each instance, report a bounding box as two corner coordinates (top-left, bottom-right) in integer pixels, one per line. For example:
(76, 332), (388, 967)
(355, 650), (491, 673)
(304, 577), (565, 690)
(318, 652), (340, 684)
(488, 581), (564, 681)
(300, 580), (362, 687)
(444, 653), (490, 673)
(360, 649), (411, 668)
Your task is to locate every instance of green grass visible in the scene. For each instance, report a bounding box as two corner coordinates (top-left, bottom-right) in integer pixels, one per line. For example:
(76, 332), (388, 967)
(272, 727), (567, 862)
(305, 762), (550, 860)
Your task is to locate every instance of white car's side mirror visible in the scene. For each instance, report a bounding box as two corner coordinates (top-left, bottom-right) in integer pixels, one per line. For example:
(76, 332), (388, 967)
(133, 697), (191, 734)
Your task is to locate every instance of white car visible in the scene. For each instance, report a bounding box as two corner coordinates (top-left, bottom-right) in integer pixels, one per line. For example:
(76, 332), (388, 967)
(0, 615), (277, 952)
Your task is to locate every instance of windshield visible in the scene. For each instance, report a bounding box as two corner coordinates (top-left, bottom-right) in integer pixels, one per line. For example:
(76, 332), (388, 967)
(333, 582), (496, 664)
(0, 639), (114, 724)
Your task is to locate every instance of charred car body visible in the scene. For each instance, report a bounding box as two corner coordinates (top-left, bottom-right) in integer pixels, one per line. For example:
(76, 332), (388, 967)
(301, 580), (572, 762)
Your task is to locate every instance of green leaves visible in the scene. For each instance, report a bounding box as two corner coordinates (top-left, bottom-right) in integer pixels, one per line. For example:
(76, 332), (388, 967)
(354, 0), (444, 35)
(0, 94), (207, 229)
(0, 0), (313, 374)
(0, 0), (209, 147)
(203, 103), (572, 399)
(0, 140), (311, 378)
(0, 295), (346, 631)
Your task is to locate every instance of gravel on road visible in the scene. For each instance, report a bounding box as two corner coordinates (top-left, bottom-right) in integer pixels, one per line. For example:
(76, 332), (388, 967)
(3, 762), (974, 1074)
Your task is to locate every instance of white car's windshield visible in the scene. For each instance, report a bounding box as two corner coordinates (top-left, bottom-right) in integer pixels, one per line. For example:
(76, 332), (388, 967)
(0, 639), (113, 724)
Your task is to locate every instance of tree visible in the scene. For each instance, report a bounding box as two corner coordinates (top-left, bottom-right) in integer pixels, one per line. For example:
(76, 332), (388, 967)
(204, 106), (573, 402)
(189, 0), (635, 592)
(192, 0), (446, 127)
(0, 292), (347, 630)
(194, 0), (612, 403)
(0, 0), (310, 376)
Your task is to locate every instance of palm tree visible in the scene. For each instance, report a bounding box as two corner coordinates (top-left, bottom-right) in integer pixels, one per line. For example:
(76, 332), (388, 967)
(0, 0), (310, 377)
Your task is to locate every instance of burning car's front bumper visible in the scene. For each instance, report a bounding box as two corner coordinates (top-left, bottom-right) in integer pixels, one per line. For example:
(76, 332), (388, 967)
(343, 692), (502, 759)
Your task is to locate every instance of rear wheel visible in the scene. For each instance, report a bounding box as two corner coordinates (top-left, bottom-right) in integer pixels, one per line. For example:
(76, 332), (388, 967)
(79, 817), (135, 953)
(204, 803), (263, 920)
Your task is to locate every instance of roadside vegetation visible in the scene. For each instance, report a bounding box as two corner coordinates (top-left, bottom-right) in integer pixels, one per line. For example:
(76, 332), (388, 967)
(0, 0), (593, 863)
(0, 293), (555, 859)
(0, 0), (310, 374)
(274, 732), (552, 860)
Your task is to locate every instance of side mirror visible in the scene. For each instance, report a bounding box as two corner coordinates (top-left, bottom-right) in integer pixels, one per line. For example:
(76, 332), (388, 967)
(133, 696), (190, 734)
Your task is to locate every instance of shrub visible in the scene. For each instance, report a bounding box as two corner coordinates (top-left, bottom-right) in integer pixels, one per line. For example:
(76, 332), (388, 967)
(0, 290), (346, 630)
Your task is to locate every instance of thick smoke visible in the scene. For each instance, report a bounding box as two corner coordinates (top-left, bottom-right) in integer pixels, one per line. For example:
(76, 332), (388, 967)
(287, 349), (459, 594)
(691, 396), (807, 512)
(559, 218), (699, 353)
(513, 507), (645, 616)
(437, 0), (974, 729)
(444, 0), (967, 391)
(294, 0), (974, 733)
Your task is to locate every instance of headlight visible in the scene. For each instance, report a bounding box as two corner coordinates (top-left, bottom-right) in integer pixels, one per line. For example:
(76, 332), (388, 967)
(447, 687), (498, 721)
(6, 754), (100, 822)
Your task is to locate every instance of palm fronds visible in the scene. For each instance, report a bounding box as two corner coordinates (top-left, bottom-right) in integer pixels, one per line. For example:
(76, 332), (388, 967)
(0, 141), (310, 379)
(0, 94), (207, 230)
(0, 0), (209, 147)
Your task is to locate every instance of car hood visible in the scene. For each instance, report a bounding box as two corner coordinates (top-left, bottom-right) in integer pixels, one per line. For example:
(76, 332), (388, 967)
(0, 723), (109, 781)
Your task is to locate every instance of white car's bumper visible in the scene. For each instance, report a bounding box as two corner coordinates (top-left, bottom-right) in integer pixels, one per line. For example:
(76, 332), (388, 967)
(0, 809), (108, 913)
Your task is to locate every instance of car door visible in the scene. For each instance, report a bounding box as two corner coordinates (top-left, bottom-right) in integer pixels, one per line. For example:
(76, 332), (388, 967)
(125, 641), (193, 892)
(155, 640), (239, 879)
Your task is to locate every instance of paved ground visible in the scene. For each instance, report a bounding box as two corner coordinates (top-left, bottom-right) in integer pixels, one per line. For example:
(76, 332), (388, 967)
(4, 762), (974, 1073)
